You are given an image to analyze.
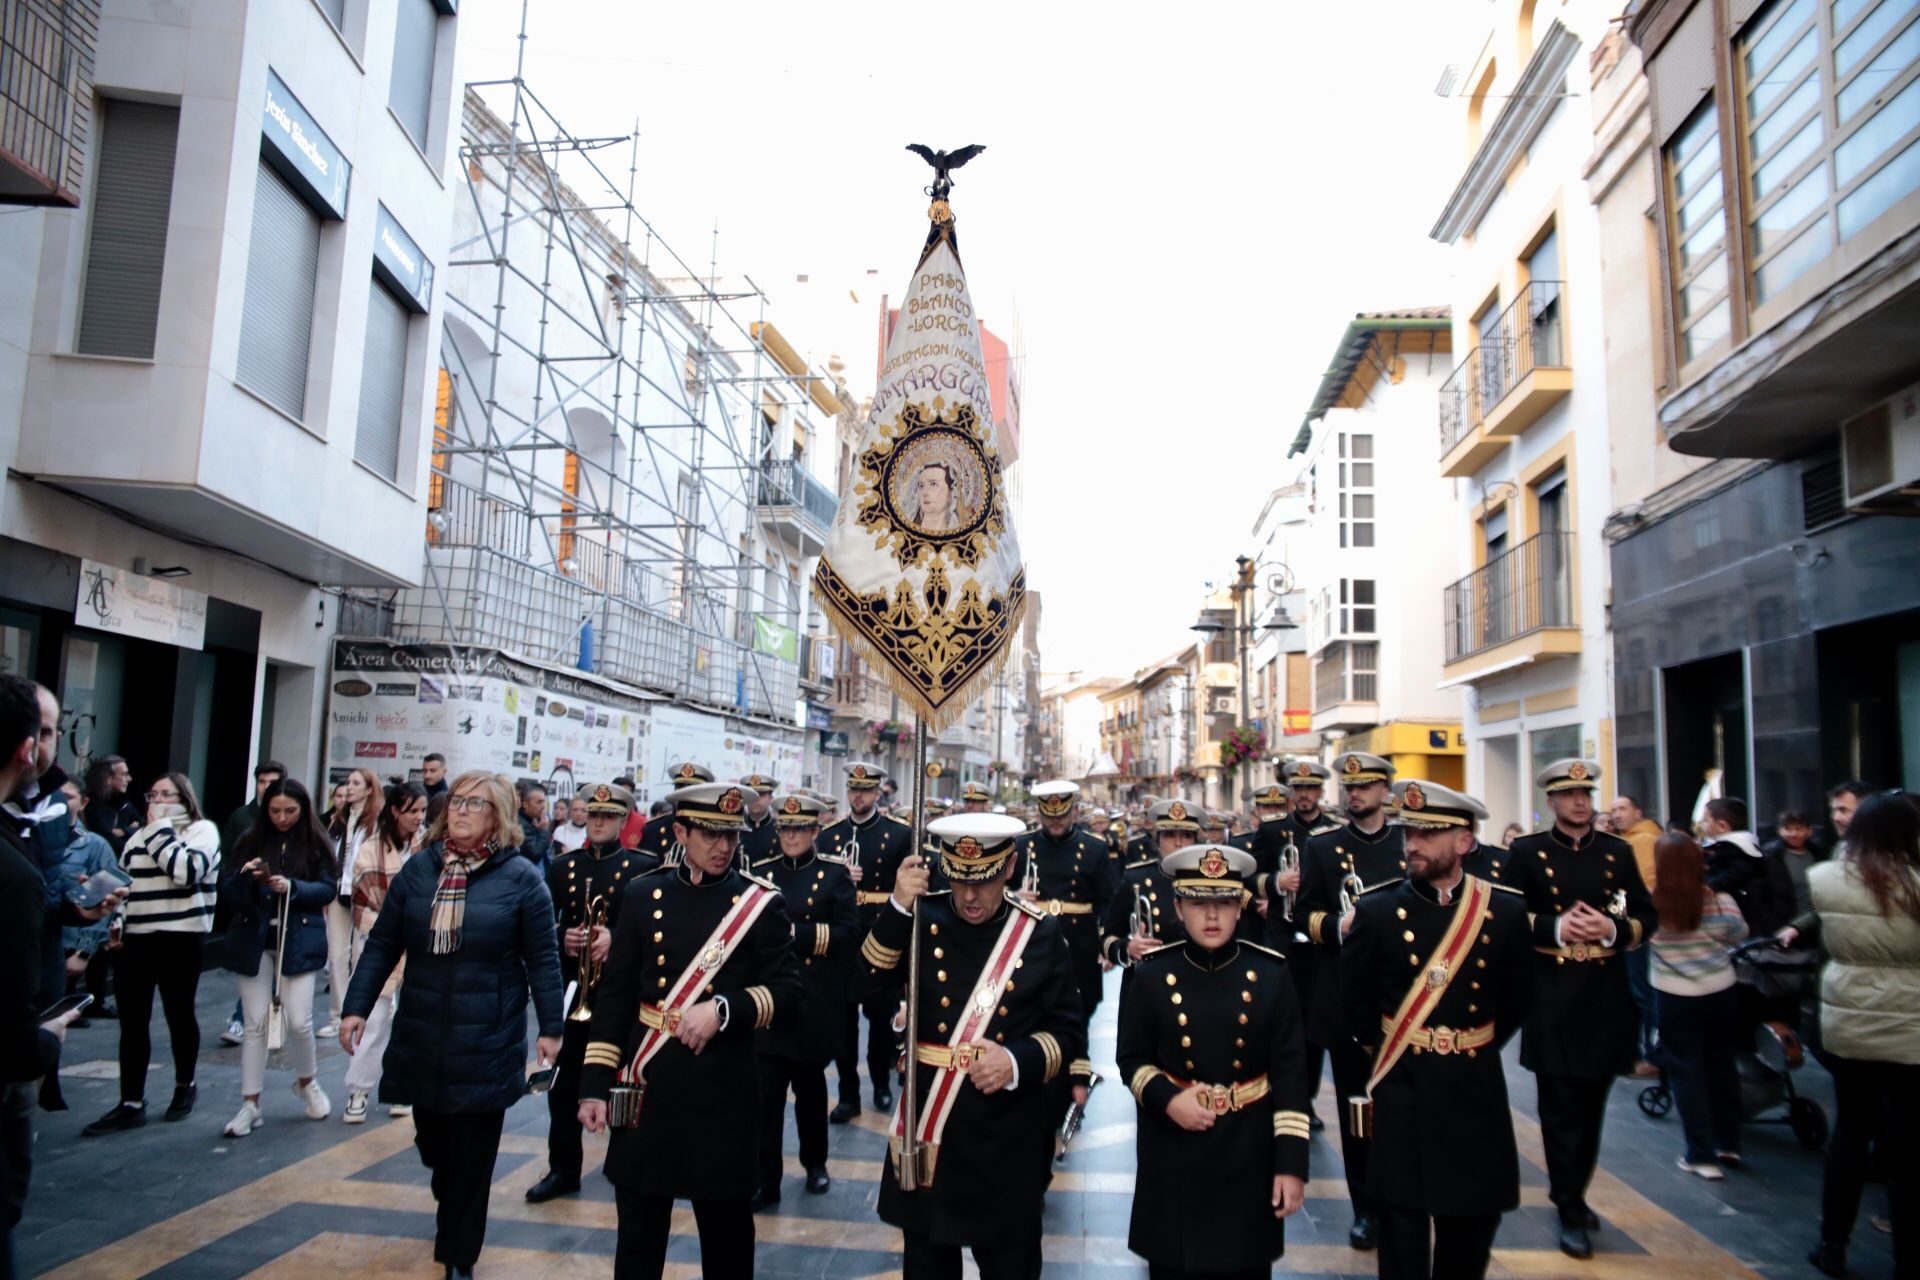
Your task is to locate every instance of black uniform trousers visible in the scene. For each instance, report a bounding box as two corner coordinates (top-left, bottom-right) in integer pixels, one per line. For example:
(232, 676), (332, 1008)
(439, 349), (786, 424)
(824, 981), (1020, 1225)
(1146, 1268), (1267, 1280)
(757, 1053), (828, 1193)
(1328, 1038), (1375, 1216)
(901, 1228), (1041, 1280)
(836, 989), (895, 1105)
(1534, 1074), (1614, 1218)
(614, 1189), (752, 1279)
(545, 1019), (592, 1181)
(1376, 1206), (1501, 1280)
(411, 1108), (505, 1270)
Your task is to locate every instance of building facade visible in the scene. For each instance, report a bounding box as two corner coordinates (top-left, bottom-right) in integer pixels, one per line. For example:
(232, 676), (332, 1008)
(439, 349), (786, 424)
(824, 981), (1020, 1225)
(1616, 0), (1920, 816)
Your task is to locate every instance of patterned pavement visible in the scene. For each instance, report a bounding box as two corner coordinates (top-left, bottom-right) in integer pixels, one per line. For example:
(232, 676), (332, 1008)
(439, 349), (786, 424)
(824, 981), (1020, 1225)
(16, 969), (1897, 1278)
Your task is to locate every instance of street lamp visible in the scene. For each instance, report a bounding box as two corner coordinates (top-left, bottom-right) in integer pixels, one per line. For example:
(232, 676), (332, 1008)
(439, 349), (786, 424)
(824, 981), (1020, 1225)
(1193, 555), (1296, 803)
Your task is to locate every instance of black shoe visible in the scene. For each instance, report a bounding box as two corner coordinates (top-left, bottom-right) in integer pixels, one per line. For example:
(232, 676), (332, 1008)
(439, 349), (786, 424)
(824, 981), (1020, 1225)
(81, 1102), (146, 1136)
(873, 1087), (893, 1110)
(445, 1268), (473, 1280)
(164, 1084), (195, 1122)
(1348, 1213), (1377, 1251)
(94, 1002), (117, 1019)
(1309, 1113), (1325, 1132)
(1577, 1206), (1601, 1230)
(524, 1172), (581, 1203)
(829, 1100), (862, 1124)
(804, 1166), (830, 1195)
(749, 1186), (780, 1213)
(1559, 1222), (1594, 1260)
(1807, 1242), (1846, 1277)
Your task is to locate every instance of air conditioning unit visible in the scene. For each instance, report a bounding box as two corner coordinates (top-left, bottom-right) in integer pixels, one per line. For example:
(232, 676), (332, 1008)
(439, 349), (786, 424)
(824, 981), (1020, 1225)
(1212, 695), (1236, 714)
(1842, 381), (1920, 514)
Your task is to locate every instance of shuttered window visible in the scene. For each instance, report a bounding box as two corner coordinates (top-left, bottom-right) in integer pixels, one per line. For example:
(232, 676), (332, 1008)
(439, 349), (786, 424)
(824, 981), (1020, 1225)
(313, 0), (345, 31)
(389, 0), (438, 150)
(355, 280), (410, 480)
(236, 159), (321, 420)
(76, 101), (180, 359)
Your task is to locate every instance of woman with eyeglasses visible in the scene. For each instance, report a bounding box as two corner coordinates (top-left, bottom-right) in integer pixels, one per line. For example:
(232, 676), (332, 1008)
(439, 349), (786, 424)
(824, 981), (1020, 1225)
(218, 779), (337, 1135)
(341, 770), (563, 1280)
(323, 769), (382, 1038)
(342, 780), (429, 1123)
(80, 773), (221, 1136)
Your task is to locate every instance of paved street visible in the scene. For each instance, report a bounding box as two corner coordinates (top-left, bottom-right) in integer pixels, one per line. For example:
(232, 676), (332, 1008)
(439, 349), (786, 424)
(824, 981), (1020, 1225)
(18, 968), (1897, 1279)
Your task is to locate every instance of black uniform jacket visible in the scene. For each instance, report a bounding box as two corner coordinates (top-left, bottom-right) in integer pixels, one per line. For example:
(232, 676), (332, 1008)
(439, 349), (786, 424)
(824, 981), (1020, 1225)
(1341, 875), (1533, 1216)
(740, 813), (778, 864)
(1298, 820), (1407, 1045)
(822, 810), (916, 935)
(1100, 856), (1189, 1008)
(865, 892), (1084, 1250)
(1119, 939), (1310, 1273)
(1503, 826), (1656, 1078)
(578, 862), (801, 1199)
(1013, 825), (1119, 1019)
(750, 848), (858, 1062)
(1466, 839), (1510, 884)
(545, 840), (659, 979)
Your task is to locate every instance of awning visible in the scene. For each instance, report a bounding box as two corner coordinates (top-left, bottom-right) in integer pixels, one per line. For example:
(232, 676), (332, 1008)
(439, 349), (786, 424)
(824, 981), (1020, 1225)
(1434, 653), (1534, 690)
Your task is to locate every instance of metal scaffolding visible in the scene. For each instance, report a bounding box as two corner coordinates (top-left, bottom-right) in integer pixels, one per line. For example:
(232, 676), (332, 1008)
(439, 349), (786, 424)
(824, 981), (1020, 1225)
(392, 9), (847, 725)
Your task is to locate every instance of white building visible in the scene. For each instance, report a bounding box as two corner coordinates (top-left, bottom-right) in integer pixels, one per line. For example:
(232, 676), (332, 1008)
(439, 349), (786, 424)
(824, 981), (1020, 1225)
(1245, 483), (1312, 760)
(0, 0), (463, 812)
(1430, 1), (1623, 831)
(1292, 309), (1467, 786)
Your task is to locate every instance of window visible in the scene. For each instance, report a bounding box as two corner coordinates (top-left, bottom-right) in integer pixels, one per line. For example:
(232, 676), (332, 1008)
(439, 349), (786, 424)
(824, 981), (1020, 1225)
(1484, 505), (1510, 560)
(1665, 100), (1731, 361)
(76, 100), (180, 358)
(313, 0), (346, 30)
(1738, 0), (1920, 309)
(1351, 641), (1379, 703)
(389, 0), (440, 151)
(427, 368), (451, 528)
(1524, 225), (1565, 365)
(1343, 579), (1377, 634)
(236, 159), (321, 419)
(557, 449), (579, 569)
(1338, 433), (1375, 547)
(355, 280), (409, 479)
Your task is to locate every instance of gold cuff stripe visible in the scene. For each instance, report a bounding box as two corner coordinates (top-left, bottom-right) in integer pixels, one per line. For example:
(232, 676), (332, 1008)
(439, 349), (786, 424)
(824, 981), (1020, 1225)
(1129, 1064), (1166, 1105)
(1070, 1058), (1094, 1078)
(1628, 918), (1645, 948)
(814, 923), (831, 956)
(746, 985), (775, 1029)
(1274, 1109), (1312, 1138)
(1308, 911), (1327, 944)
(583, 1044), (623, 1068)
(1033, 1032), (1063, 1083)
(862, 935), (903, 969)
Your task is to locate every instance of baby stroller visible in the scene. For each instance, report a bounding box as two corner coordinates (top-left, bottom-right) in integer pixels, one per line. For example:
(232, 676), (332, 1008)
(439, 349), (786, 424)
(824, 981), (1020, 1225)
(1636, 936), (1829, 1151)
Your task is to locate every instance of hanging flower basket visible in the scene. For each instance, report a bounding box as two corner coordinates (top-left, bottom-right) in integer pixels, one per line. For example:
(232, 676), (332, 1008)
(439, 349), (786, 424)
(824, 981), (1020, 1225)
(1219, 725), (1267, 768)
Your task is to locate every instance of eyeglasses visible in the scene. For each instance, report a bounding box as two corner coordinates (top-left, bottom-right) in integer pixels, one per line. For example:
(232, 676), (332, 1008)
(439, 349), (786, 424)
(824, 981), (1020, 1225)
(446, 795), (492, 813)
(145, 791), (180, 802)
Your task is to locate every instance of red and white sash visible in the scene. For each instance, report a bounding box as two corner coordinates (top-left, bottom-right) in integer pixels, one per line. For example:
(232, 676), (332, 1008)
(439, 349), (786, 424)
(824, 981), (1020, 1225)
(1365, 874), (1492, 1097)
(890, 898), (1038, 1182)
(616, 882), (777, 1086)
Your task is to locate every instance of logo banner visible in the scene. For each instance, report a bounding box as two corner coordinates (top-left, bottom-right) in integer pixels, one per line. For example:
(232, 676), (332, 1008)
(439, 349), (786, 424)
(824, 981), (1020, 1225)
(813, 198), (1024, 731)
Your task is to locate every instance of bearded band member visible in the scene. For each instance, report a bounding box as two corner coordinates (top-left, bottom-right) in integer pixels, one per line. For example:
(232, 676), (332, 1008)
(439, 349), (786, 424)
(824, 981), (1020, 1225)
(1119, 843), (1311, 1278)
(1341, 780), (1534, 1280)
(527, 783), (659, 1205)
(869, 814), (1085, 1278)
(1300, 751), (1407, 1251)
(821, 761), (915, 1121)
(739, 774), (780, 864)
(576, 783), (800, 1280)
(1268, 760), (1342, 1125)
(1015, 780), (1119, 1104)
(1100, 798), (1201, 995)
(751, 793), (858, 1209)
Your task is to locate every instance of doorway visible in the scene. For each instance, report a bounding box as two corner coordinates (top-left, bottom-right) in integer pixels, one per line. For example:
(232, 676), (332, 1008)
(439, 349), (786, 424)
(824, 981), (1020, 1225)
(1663, 652), (1749, 827)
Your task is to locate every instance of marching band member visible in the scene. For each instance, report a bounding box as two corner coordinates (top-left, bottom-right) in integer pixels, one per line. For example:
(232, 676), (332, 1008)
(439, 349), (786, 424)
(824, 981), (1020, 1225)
(821, 761), (915, 1121)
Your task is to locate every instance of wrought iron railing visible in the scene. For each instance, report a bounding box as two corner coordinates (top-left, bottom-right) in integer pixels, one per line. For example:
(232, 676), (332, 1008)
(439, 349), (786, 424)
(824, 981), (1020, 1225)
(1442, 531), (1575, 664)
(1438, 280), (1566, 456)
(756, 459), (837, 529)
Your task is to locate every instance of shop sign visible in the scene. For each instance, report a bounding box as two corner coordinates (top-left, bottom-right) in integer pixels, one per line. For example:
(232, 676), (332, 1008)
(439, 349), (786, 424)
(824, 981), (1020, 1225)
(262, 69), (349, 219)
(805, 701), (833, 730)
(373, 203), (434, 313)
(819, 729), (849, 756)
(75, 559), (207, 650)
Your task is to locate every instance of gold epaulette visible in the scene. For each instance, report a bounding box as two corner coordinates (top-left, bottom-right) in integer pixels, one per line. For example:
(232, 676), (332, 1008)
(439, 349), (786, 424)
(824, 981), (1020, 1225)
(1238, 940), (1286, 961)
(750, 855), (780, 869)
(743, 871), (777, 891)
(1359, 877), (1403, 898)
(1007, 894), (1045, 920)
(1125, 857), (1155, 870)
(1487, 880), (1525, 896)
(885, 813), (912, 827)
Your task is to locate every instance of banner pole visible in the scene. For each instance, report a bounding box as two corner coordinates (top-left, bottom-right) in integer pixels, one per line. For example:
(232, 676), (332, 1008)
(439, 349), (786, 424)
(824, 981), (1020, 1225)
(899, 718), (930, 1190)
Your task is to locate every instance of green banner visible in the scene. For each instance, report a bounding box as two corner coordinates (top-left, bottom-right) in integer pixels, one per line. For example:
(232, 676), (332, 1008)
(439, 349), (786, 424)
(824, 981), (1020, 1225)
(752, 614), (799, 661)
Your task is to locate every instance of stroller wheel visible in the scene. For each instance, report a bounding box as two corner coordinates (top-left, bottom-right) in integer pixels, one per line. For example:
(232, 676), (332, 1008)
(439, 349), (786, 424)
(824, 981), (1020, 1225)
(1638, 1085), (1673, 1118)
(1790, 1097), (1829, 1152)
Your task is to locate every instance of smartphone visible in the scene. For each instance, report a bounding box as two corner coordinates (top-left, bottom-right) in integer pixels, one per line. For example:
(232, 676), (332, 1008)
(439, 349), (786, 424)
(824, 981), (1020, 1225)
(40, 993), (94, 1023)
(73, 867), (131, 909)
(525, 1064), (558, 1096)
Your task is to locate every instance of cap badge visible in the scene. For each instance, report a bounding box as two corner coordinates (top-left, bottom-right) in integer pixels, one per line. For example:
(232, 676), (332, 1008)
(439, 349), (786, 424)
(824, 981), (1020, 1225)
(1345, 754), (1361, 775)
(1568, 761), (1589, 781)
(852, 765), (868, 780)
(718, 788), (743, 815)
(675, 764), (696, 780)
(955, 836), (982, 860)
(1199, 849), (1229, 879)
(1168, 802), (1187, 822)
(1295, 762), (1313, 779)
(593, 784), (611, 803)
(1402, 783), (1427, 811)
(783, 796), (802, 815)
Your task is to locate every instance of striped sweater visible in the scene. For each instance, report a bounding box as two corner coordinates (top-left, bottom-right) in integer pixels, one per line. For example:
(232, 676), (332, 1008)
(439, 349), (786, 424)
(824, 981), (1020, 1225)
(117, 818), (221, 934)
(1650, 890), (1749, 996)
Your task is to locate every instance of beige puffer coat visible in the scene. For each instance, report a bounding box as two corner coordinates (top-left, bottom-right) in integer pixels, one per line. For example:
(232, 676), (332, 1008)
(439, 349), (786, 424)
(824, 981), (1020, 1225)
(1809, 858), (1920, 1064)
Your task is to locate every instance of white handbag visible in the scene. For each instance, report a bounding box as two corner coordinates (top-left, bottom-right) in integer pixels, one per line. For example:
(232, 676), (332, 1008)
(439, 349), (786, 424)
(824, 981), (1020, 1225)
(266, 891), (288, 1053)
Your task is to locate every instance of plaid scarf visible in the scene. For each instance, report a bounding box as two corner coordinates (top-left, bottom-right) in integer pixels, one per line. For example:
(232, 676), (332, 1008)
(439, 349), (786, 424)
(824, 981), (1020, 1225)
(429, 840), (493, 955)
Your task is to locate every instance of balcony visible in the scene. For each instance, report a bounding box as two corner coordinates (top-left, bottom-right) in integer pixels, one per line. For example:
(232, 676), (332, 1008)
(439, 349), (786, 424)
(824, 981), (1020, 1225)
(1439, 281), (1570, 477)
(1311, 640), (1379, 733)
(1442, 531), (1579, 676)
(756, 460), (837, 556)
(0, 0), (96, 206)
(798, 633), (834, 696)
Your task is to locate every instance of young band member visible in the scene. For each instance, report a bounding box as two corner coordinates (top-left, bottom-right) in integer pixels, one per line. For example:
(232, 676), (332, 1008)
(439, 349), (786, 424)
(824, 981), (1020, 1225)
(577, 782), (800, 1280)
(869, 813), (1085, 1278)
(526, 782), (657, 1204)
(1119, 842), (1312, 1278)
(1341, 780), (1534, 1280)
(821, 761), (914, 1120)
(1015, 780), (1118, 1103)
(750, 793), (858, 1209)
(1501, 760), (1655, 1259)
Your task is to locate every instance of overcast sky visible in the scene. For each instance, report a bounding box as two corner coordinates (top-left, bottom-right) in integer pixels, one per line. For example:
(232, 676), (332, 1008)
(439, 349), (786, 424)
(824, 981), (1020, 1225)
(459, 0), (1481, 680)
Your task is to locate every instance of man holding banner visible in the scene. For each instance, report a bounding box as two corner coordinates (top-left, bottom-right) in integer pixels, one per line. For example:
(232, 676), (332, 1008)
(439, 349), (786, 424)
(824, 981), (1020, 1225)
(866, 816), (1083, 1278)
(1340, 780), (1534, 1280)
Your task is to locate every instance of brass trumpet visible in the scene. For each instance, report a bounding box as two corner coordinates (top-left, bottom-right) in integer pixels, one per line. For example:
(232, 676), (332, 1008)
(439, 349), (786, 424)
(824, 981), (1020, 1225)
(568, 895), (608, 1023)
(1020, 846), (1041, 898)
(1339, 872), (1366, 919)
(1131, 882), (1153, 944)
(1277, 838), (1300, 922)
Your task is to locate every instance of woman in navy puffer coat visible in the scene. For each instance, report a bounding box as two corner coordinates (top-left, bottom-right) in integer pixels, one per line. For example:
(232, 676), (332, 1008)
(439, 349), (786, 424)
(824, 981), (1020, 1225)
(342, 771), (564, 1280)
